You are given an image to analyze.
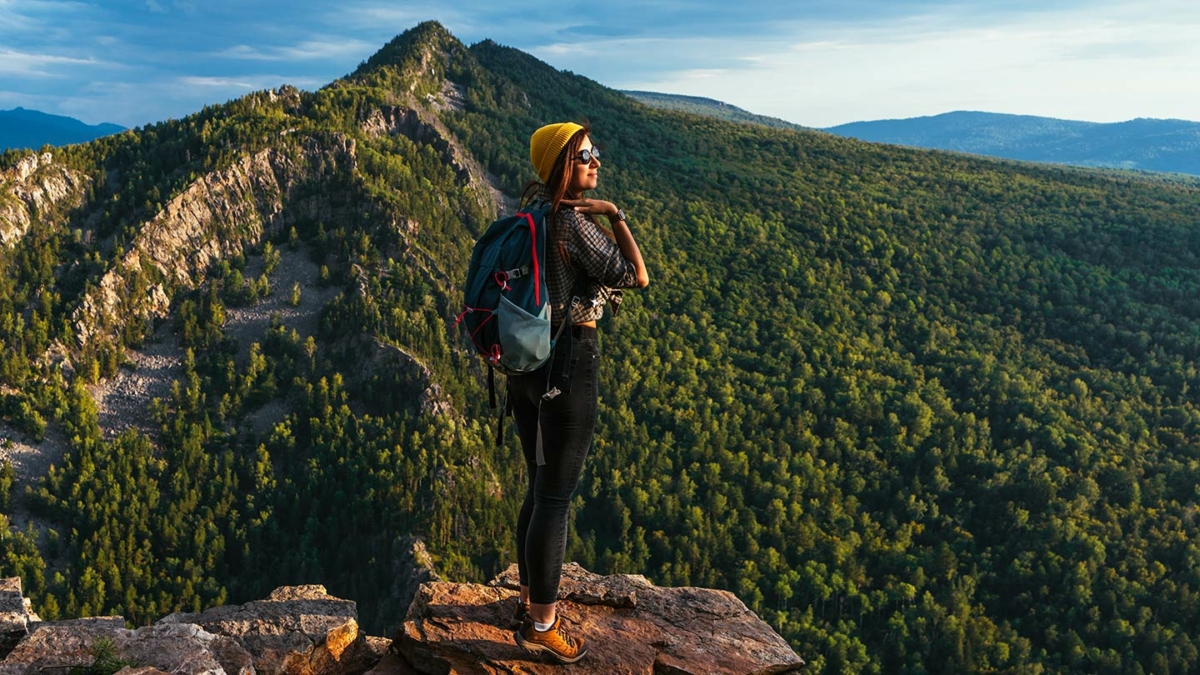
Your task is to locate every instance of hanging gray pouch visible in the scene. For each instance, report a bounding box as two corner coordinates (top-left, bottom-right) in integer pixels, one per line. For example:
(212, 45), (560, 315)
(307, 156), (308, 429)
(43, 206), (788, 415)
(496, 295), (552, 372)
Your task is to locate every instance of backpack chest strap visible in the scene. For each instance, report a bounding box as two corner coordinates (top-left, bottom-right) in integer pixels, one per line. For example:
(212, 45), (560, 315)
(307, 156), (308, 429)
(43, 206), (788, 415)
(499, 265), (531, 280)
(494, 265), (532, 292)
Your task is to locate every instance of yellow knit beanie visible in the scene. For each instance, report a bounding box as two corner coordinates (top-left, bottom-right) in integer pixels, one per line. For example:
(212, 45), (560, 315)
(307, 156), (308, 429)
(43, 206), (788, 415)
(530, 122), (585, 183)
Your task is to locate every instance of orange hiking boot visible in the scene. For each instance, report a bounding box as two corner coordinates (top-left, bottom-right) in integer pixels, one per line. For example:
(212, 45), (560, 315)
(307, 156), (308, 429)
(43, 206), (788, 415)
(514, 614), (588, 664)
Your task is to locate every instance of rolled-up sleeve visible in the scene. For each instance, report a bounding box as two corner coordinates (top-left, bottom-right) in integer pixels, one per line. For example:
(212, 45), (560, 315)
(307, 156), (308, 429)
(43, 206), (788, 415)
(565, 212), (638, 288)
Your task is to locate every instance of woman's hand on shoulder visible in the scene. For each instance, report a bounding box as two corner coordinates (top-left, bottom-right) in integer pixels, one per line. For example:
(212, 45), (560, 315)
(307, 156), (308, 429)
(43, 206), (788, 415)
(561, 198), (618, 219)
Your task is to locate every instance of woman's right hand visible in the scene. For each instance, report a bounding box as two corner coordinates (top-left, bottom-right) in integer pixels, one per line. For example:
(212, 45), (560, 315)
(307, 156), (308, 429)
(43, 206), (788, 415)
(561, 198), (618, 219)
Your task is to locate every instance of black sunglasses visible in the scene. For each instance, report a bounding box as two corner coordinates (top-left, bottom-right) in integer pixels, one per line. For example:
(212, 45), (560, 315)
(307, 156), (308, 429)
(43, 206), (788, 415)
(573, 147), (601, 164)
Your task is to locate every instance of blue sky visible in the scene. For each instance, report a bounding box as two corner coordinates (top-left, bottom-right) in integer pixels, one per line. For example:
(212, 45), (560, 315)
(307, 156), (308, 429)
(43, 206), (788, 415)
(2, 0), (1198, 128)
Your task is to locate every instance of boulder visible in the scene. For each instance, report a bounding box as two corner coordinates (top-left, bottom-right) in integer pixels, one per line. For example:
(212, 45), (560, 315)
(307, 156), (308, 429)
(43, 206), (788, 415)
(394, 563), (804, 674)
(157, 584), (380, 675)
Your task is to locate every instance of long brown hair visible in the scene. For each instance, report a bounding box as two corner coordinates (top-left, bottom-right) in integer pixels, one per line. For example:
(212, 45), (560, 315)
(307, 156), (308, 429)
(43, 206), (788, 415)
(520, 124), (591, 264)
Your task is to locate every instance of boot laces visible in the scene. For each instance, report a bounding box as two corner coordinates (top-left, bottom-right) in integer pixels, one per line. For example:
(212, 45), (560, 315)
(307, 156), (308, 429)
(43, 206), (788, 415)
(554, 620), (576, 649)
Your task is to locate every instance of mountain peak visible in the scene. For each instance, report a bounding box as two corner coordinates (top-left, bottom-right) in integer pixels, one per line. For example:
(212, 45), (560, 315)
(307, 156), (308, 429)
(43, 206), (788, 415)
(344, 20), (468, 91)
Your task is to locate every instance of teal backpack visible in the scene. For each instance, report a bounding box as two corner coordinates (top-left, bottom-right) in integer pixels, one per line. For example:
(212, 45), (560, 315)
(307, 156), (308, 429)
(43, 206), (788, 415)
(459, 201), (556, 373)
(453, 199), (580, 441)
(457, 202), (573, 434)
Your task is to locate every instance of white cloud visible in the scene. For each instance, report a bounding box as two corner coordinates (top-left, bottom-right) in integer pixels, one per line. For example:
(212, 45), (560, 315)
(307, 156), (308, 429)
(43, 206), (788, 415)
(215, 45), (271, 60)
(7, 0), (1200, 131)
(214, 39), (376, 62)
(0, 0), (91, 33)
(0, 48), (103, 77)
(680, 69), (730, 79)
(616, 1), (1200, 126)
(180, 76), (257, 88)
(176, 75), (325, 90)
(327, 4), (448, 32)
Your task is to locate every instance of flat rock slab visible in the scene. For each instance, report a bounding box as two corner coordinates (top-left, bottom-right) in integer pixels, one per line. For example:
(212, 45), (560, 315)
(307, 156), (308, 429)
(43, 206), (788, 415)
(0, 621), (244, 675)
(489, 563), (642, 609)
(397, 563), (803, 674)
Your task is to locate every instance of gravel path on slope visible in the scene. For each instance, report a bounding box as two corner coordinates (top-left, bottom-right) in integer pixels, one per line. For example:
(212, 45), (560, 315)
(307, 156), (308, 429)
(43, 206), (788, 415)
(221, 248), (340, 438)
(223, 247), (340, 353)
(2, 247), (340, 557)
(0, 421), (71, 546)
(90, 321), (182, 440)
(86, 247), (339, 442)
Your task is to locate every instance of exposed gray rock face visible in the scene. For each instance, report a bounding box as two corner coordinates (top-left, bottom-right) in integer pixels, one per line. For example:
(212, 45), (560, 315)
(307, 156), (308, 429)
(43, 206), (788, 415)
(374, 537), (442, 638)
(360, 104), (508, 218)
(395, 562), (805, 674)
(0, 578), (41, 661)
(361, 107), (470, 185)
(426, 79), (465, 114)
(157, 584), (380, 675)
(0, 151), (91, 247)
(0, 584), (385, 675)
(1, 568), (801, 674)
(70, 135), (357, 351)
(0, 620), (241, 675)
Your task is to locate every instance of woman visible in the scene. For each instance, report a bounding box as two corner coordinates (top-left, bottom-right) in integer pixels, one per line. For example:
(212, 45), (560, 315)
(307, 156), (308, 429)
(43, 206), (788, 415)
(509, 122), (649, 663)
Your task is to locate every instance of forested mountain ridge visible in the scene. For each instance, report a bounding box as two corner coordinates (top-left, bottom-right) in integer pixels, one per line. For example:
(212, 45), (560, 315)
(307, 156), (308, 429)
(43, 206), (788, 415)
(2, 20), (1200, 674)
(620, 90), (808, 132)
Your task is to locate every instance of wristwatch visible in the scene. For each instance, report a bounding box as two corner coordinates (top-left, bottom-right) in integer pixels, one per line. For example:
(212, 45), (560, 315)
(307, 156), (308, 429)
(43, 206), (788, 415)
(612, 208), (627, 223)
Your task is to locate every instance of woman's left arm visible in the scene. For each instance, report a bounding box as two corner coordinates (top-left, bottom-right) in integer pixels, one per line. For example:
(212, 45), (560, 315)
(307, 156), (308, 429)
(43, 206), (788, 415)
(562, 198), (649, 288)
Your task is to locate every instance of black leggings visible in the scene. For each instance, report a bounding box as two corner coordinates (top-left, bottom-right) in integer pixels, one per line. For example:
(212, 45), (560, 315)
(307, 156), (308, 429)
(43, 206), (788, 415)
(509, 326), (600, 605)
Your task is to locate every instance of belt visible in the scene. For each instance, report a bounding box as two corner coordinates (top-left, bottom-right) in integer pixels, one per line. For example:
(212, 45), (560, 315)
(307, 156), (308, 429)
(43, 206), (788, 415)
(553, 324), (597, 339)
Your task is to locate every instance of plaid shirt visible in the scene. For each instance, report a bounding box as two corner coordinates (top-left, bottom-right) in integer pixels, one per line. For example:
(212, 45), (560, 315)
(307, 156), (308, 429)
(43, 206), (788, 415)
(536, 194), (638, 326)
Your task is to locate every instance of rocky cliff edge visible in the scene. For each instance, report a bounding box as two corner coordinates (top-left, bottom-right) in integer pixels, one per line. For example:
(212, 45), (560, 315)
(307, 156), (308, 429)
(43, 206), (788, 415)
(0, 564), (804, 674)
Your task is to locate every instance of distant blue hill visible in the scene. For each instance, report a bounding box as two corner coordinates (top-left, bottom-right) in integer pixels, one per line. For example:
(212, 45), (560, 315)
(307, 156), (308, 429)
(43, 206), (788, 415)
(622, 90), (808, 132)
(1, 107), (125, 151)
(823, 111), (1200, 176)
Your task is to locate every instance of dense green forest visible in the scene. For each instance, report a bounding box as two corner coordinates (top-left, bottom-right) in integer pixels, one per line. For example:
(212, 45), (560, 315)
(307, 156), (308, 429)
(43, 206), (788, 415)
(3, 20), (1200, 674)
